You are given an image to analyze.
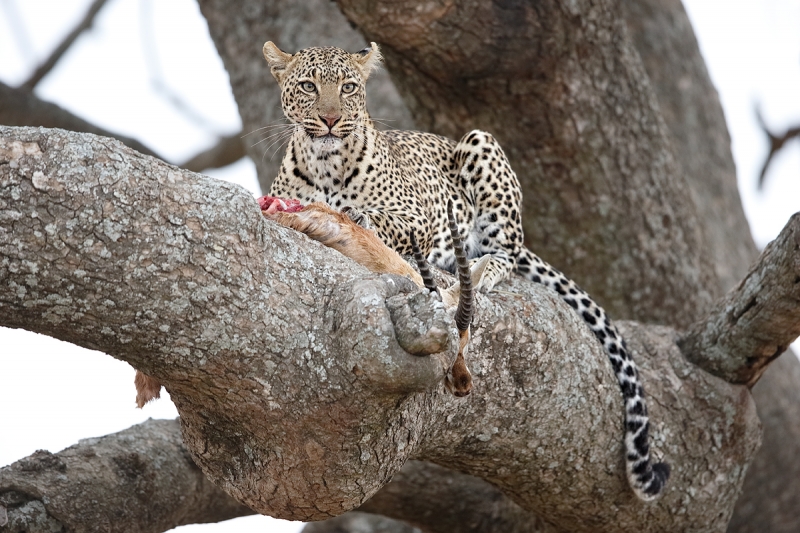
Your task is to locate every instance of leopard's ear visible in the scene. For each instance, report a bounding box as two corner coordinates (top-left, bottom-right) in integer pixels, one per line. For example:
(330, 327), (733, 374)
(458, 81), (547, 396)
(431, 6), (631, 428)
(263, 41), (293, 83)
(353, 42), (382, 80)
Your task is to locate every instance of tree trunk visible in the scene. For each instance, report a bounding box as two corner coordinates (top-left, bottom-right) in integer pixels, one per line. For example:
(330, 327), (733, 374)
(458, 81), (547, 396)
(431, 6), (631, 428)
(620, 2), (800, 530)
(335, 0), (717, 328)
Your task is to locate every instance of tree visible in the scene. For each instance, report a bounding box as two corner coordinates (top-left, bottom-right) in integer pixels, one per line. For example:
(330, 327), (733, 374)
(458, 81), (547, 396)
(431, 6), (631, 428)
(1, 0), (800, 532)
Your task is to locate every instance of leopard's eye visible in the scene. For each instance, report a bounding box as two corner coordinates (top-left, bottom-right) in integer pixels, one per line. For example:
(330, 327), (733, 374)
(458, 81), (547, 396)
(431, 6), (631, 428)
(341, 82), (357, 94)
(299, 81), (317, 93)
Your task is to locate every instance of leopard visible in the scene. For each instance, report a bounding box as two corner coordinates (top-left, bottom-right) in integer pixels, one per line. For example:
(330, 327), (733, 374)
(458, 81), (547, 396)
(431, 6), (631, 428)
(262, 41), (670, 501)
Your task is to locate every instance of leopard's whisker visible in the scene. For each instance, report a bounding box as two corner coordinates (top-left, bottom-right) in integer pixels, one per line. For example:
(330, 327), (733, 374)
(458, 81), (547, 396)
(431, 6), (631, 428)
(261, 129), (296, 164)
(250, 127), (297, 148)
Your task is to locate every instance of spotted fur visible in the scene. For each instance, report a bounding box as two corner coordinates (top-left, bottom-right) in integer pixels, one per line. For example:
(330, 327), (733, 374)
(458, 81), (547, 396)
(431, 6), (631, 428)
(263, 42), (669, 501)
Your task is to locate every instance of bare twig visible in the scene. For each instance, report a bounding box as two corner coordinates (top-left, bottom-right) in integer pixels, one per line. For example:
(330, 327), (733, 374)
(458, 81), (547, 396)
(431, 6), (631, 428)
(19, 0), (111, 91)
(756, 105), (800, 190)
(679, 212), (800, 385)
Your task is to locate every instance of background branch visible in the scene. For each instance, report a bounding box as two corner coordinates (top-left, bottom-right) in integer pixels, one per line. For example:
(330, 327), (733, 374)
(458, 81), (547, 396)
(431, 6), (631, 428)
(304, 513), (421, 533)
(0, 80), (247, 174)
(0, 79), (161, 159)
(179, 131), (246, 173)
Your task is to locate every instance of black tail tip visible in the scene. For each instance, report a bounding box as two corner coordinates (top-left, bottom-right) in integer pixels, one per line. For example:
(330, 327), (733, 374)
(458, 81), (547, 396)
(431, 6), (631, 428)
(653, 461), (671, 482)
(643, 462), (671, 498)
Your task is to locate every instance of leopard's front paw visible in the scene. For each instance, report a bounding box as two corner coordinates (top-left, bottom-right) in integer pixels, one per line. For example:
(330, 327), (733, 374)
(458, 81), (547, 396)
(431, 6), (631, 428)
(341, 206), (373, 230)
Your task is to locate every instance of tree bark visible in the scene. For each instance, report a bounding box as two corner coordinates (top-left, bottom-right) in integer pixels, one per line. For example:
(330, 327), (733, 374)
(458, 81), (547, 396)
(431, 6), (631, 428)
(0, 127), (768, 531)
(679, 213), (800, 385)
(620, 0), (757, 292)
(727, 352), (800, 533)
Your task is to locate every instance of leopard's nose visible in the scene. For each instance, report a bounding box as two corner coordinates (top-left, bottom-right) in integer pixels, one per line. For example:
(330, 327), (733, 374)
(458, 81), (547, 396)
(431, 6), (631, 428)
(320, 113), (342, 129)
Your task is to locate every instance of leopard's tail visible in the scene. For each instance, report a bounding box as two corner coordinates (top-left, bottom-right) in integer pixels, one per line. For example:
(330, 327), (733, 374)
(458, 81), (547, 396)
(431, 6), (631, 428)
(515, 247), (670, 501)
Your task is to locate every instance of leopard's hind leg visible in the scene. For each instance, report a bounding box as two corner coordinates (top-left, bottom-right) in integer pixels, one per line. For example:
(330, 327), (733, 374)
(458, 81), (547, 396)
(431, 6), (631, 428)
(432, 130), (524, 292)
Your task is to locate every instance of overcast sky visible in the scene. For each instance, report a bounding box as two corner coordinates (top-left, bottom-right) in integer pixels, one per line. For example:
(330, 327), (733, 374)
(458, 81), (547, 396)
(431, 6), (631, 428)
(1, 1), (799, 531)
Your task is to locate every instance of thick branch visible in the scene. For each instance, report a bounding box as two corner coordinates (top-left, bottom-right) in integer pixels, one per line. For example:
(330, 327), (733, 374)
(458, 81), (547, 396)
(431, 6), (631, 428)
(1, 420), (541, 533)
(0, 127), (760, 531)
(679, 213), (800, 386)
(0, 419), (252, 533)
(20, 0), (111, 91)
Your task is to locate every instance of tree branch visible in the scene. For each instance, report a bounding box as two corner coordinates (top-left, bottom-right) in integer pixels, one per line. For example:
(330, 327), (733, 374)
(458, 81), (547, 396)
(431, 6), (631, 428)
(0, 419), (542, 533)
(0, 126), (763, 531)
(678, 213), (800, 386)
(19, 0), (111, 91)
(0, 419), (252, 533)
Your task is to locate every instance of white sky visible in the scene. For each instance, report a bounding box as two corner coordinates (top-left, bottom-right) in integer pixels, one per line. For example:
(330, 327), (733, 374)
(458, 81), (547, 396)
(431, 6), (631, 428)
(0, 1), (799, 531)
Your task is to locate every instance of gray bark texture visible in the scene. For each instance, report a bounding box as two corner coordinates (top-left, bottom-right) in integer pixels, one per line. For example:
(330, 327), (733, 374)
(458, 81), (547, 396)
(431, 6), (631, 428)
(679, 213), (800, 385)
(0, 127), (770, 532)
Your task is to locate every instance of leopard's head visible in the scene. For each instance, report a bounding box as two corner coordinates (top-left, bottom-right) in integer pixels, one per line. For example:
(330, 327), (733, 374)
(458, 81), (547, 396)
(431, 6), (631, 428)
(263, 42), (381, 151)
